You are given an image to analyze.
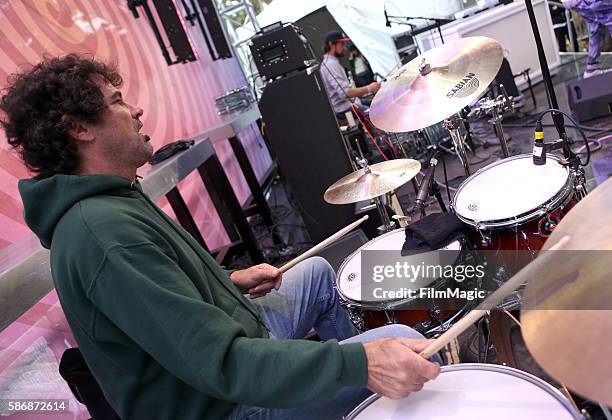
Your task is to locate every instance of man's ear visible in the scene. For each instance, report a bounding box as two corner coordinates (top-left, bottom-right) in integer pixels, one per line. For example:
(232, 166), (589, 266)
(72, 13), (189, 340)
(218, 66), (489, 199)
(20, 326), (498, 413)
(62, 115), (94, 142)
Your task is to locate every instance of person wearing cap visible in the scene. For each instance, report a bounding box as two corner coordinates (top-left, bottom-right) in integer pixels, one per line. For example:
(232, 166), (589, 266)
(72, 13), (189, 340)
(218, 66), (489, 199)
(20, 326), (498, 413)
(320, 31), (381, 117)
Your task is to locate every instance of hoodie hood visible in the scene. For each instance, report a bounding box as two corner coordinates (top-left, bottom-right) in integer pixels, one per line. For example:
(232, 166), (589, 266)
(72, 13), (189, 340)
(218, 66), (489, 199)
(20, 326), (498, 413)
(19, 174), (135, 248)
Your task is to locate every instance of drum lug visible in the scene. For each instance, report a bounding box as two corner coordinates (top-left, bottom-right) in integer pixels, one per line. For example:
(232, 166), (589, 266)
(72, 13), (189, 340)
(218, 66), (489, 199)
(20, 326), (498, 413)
(341, 300), (366, 332)
(538, 213), (559, 237)
(384, 310), (398, 325)
(348, 308), (366, 332)
(476, 224), (491, 247)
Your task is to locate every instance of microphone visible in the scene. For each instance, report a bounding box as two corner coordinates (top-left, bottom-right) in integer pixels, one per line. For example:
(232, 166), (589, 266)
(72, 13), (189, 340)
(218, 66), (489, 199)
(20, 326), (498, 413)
(384, 5), (391, 27)
(533, 120), (546, 165)
(416, 158), (438, 208)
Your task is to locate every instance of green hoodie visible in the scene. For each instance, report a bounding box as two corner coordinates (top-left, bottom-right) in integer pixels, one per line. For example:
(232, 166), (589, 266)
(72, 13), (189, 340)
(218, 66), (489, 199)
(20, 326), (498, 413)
(19, 174), (367, 419)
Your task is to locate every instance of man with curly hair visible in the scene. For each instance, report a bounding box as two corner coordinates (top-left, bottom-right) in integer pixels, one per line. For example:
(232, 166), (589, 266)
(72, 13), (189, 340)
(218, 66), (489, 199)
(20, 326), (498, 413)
(1, 55), (440, 419)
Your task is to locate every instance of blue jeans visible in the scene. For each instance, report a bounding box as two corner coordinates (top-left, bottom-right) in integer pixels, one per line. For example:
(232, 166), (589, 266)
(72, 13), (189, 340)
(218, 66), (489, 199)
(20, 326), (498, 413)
(227, 257), (440, 420)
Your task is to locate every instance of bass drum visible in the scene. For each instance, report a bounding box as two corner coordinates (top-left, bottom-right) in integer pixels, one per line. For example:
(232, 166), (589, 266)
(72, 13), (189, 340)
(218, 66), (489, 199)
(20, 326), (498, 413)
(345, 364), (582, 420)
(336, 229), (471, 335)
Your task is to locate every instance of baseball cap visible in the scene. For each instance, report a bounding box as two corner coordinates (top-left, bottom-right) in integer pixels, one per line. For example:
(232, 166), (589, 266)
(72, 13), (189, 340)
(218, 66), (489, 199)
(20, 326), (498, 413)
(324, 30), (350, 44)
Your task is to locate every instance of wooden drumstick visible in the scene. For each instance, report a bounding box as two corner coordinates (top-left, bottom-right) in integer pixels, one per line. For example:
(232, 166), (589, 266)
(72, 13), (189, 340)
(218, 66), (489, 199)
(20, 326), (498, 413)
(419, 235), (571, 360)
(278, 215), (369, 274)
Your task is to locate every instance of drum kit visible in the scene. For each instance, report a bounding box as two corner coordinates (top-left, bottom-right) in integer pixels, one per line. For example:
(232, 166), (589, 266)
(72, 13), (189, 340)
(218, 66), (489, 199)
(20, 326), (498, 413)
(318, 36), (611, 418)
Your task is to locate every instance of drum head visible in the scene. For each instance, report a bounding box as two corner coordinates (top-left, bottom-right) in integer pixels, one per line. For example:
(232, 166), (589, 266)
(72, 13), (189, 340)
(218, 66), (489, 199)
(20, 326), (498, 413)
(454, 155), (570, 225)
(336, 229), (461, 304)
(348, 364), (579, 420)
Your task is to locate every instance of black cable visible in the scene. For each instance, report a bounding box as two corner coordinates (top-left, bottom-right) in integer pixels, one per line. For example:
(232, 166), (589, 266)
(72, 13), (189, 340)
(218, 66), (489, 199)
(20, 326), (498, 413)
(441, 153), (452, 204)
(503, 122), (606, 132)
(536, 108), (591, 166)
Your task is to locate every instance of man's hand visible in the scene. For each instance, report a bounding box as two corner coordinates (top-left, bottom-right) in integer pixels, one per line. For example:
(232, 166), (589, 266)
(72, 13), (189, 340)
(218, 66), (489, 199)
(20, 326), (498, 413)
(230, 264), (282, 298)
(363, 338), (440, 399)
(367, 82), (381, 95)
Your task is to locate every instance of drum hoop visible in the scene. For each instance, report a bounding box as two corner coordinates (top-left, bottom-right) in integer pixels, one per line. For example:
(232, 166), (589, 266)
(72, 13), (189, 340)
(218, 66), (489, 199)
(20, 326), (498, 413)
(343, 363), (583, 420)
(335, 229), (408, 306)
(453, 154), (574, 230)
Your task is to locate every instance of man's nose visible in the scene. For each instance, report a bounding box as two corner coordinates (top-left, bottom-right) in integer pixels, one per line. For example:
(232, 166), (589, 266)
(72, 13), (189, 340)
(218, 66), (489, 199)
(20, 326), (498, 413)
(131, 105), (143, 118)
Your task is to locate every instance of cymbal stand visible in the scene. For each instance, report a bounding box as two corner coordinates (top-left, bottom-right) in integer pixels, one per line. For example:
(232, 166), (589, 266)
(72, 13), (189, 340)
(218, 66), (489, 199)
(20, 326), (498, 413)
(472, 84), (514, 158)
(353, 141), (397, 234)
(443, 115), (472, 176)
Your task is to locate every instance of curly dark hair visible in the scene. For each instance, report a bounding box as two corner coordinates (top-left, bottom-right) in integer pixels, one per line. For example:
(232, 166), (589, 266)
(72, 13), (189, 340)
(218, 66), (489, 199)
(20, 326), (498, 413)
(0, 54), (123, 176)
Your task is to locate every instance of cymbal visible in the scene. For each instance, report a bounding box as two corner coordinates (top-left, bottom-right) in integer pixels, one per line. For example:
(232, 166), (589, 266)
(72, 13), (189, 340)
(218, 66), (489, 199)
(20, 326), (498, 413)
(370, 36), (503, 132)
(324, 159), (421, 205)
(520, 176), (612, 406)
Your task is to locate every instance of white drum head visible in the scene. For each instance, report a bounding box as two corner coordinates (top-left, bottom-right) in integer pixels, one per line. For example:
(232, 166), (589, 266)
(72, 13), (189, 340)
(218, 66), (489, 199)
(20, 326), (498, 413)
(349, 364), (579, 420)
(454, 155), (570, 224)
(336, 229), (461, 304)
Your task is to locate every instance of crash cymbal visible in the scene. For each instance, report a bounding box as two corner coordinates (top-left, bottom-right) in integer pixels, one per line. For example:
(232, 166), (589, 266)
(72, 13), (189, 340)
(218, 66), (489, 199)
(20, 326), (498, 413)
(324, 159), (421, 205)
(370, 36), (503, 132)
(520, 176), (612, 406)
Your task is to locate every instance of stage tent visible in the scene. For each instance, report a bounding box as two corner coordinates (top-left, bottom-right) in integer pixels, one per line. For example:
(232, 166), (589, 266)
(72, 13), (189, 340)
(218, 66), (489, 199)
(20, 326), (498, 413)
(237, 0), (466, 77)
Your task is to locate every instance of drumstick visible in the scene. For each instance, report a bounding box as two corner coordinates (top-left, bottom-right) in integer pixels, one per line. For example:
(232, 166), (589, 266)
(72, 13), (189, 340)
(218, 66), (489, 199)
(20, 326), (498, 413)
(419, 235), (571, 359)
(278, 215), (369, 273)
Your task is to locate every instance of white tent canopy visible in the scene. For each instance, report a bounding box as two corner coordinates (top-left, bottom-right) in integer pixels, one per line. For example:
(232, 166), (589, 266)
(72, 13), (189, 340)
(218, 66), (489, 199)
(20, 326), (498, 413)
(238, 0), (467, 76)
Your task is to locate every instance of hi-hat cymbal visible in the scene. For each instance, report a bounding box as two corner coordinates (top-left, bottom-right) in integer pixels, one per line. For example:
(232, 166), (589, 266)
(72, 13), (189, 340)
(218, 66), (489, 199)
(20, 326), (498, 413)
(519, 176), (612, 406)
(370, 36), (503, 132)
(324, 159), (421, 205)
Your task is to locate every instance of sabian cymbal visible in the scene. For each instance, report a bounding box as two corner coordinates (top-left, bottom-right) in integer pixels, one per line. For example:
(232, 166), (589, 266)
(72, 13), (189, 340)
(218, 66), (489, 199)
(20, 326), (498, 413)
(370, 36), (503, 132)
(520, 176), (612, 406)
(324, 159), (421, 205)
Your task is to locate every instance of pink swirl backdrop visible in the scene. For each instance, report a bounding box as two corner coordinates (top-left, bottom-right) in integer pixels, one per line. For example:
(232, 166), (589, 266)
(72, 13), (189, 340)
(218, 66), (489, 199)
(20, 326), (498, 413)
(0, 0), (272, 251)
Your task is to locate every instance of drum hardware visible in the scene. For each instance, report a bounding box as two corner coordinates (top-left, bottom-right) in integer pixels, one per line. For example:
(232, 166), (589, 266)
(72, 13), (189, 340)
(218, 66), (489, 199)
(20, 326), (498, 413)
(369, 37), (503, 174)
(469, 84), (514, 158)
(443, 116), (472, 176)
(341, 300), (366, 332)
(476, 224), (492, 247)
(324, 159), (421, 233)
(383, 311), (398, 325)
(370, 37), (504, 133)
(571, 167), (588, 200)
(411, 149), (448, 217)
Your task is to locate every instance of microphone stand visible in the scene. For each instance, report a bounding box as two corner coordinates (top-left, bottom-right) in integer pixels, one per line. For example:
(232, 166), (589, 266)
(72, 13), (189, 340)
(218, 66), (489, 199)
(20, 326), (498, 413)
(415, 149), (448, 217)
(524, 0), (586, 196)
(386, 15), (453, 44)
(524, 1), (574, 162)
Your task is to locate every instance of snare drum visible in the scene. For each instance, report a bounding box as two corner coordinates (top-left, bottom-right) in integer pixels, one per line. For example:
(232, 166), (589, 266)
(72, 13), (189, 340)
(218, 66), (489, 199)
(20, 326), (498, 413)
(345, 364), (582, 420)
(336, 229), (467, 334)
(453, 154), (577, 251)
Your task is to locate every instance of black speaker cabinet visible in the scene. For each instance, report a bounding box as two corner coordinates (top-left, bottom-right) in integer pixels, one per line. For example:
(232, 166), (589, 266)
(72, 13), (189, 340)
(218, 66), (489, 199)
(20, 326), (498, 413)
(259, 69), (355, 243)
(567, 71), (612, 122)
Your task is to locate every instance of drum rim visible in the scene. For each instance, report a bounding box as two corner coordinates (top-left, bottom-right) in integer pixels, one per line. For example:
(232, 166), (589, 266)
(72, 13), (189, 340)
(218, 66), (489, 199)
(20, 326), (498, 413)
(335, 229), (407, 306)
(335, 229), (461, 307)
(452, 154), (575, 230)
(343, 363), (582, 420)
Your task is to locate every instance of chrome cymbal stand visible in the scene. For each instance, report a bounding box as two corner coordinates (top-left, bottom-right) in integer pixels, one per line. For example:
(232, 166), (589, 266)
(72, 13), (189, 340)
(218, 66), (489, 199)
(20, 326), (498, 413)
(443, 115), (472, 176)
(354, 141), (396, 234)
(472, 84), (514, 158)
